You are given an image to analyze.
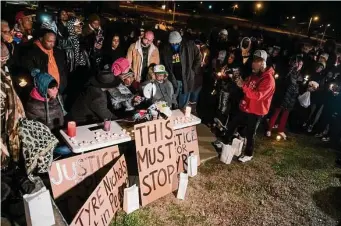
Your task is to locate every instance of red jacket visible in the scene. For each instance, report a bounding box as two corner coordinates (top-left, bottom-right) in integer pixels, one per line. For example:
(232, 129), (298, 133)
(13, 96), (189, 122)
(239, 67), (275, 116)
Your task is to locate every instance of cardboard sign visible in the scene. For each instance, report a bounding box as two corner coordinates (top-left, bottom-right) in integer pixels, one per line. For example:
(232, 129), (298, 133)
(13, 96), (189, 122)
(70, 155), (128, 226)
(49, 146), (120, 199)
(174, 126), (200, 173)
(134, 119), (177, 206)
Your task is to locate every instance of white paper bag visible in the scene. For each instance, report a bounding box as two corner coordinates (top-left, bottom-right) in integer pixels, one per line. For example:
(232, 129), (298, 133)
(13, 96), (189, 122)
(123, 185), (140, 214)
(232, 138), (243, 156)
(23, 187), (55, 226)
(220, 144), (234, 164)
(188, 154), (198, 177)
(177, 173), (188, 200)
(298, 91), (311, 108)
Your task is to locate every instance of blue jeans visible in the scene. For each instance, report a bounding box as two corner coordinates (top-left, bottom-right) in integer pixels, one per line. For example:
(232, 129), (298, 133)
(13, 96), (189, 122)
(189, 87), (202, 103)
(54, 145), (72, 156)
(176, 81), (191, 109)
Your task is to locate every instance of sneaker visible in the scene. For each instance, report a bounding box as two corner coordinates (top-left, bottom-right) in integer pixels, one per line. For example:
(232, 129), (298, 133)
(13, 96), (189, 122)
(307, 125), (313, 133)
(315, 133), (324, 138)
(214, 117), (226, 130)
(266, 131), (271, 137)
(273, 124), (278, 129)
(213, 140), (223, 149)
(238, 155), (253, 163)
(321, 137), (330, 142)
(278, 132), (287, 140)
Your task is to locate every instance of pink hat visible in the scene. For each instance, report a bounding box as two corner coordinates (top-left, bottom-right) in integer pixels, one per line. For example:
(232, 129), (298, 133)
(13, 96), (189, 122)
(112, 58), (130, 76)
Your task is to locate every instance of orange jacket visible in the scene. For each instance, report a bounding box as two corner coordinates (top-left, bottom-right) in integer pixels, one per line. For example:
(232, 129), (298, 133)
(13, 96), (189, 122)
(239, 67), (275, 116)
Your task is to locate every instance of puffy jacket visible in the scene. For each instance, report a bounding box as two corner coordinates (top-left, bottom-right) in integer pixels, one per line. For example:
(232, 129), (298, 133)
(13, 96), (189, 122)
(25, 88), (65, 132)
(240, 67), (275, 116)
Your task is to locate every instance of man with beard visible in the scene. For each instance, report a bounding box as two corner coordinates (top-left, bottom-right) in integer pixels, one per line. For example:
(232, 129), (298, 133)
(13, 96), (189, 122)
(222, 50), (275, 163)
(127, 31), (160, 83)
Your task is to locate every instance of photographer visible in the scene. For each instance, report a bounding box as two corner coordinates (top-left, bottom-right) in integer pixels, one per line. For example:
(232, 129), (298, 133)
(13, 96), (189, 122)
(222, 50), (275, 163)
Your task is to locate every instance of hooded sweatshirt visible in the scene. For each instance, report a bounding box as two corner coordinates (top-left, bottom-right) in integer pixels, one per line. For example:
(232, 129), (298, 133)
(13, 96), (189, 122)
(240, 37), (251, 65)
(239, 67), (275, 116)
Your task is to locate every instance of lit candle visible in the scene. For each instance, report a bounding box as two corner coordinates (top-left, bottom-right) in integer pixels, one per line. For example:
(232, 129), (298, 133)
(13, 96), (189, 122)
(185, 106), (191, 117)
(276, 135), (281, 141)
(202, 52), (207, 64)
(67, 121), (76, 137)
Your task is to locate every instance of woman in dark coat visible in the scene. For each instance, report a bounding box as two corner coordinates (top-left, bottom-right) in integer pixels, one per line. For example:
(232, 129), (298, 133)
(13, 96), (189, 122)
(266, 56), (304, 139)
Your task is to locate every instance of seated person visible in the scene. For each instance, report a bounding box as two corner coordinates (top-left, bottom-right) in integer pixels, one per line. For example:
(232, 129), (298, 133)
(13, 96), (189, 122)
(70, 70), (117, 125)
(142, 64), (174, 107)
(25, 69), (66, 133)
(108, 58), (142, 113)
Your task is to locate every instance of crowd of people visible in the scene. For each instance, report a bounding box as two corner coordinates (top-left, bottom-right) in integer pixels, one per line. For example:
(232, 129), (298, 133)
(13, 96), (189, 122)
(1, 7), (341, 224)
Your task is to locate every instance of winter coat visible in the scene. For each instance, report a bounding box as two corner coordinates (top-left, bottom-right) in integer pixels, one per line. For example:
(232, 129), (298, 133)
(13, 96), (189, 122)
(275, 68), (302, 110)
(127, 39), (160, 82)
(240, 67), (276, 116)
(70, 85), (116, 124)
(142, 80), (174, 107)
(25, 88), (65, 132)
(23, 44), (68, 93)
(81, 24), (104, 68)
(160, 40), (201, 93)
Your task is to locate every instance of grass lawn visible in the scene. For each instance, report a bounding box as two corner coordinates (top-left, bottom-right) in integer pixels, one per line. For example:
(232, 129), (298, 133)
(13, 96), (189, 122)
(111, 134), (341, 226)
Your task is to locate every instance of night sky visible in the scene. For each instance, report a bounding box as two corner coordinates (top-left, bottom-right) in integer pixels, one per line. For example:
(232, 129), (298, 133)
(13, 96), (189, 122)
(170, 1), (341, 40)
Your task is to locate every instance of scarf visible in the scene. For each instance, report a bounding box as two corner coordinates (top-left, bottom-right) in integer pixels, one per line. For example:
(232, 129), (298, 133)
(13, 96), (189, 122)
(0, 69), (25, 163)
(67, 18), (86, 67)
(18, 118), (58, 175)
(34, 40), (60, 86)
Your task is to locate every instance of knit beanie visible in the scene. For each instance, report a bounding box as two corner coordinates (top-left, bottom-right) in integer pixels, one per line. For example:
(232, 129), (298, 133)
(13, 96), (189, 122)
(169, 31), (182, 44)
(112, 58), (131, 76)
(31, 69), (55, 97)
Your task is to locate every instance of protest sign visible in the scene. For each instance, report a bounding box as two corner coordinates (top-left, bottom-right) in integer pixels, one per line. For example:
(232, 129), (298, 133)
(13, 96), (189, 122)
(173, 126), (200, 173)
(70, 155), (128, 226)
(134, 119), (176, 207)
(49, 146), (120, 199)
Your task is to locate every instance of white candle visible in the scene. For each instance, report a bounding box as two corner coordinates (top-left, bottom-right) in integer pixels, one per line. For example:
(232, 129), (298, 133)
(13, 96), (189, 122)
(202, 52), (207, 64)
(185, 106), (191, 117)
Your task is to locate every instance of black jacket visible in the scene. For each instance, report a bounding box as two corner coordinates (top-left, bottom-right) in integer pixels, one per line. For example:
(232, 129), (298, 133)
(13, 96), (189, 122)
(70, 85), (116, 124)
(23, 44), (67, 93)
(160, 40), (201, 93)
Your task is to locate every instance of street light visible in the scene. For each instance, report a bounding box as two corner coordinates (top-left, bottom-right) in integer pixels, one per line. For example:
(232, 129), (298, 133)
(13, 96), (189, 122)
(256, 3), (262, 9)
(200, 1), (203, 4)
(292, 16), (295, 19)
(321, 24), (331, 46)
(232, 4), (238, 15)
(286, 16), (289, 19)
(161, 4), (166, 10)
(209, 5), (212, 9)
(255, 3), (262, 15)
(307, 16), (319, 34)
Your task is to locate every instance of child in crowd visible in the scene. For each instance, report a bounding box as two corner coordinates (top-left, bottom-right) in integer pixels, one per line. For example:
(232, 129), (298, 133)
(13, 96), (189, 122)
(142, 64), (175, 108)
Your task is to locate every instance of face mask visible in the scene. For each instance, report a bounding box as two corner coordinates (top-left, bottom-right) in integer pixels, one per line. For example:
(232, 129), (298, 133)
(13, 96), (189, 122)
(171, 43), (180, 52)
